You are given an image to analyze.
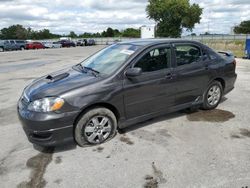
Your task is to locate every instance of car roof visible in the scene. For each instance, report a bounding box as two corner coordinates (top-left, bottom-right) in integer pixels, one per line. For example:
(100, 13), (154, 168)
(119, 38), (202, 47)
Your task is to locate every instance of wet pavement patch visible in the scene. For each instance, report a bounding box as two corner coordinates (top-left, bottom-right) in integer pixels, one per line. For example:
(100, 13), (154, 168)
(144, 162), (167, 188)
(231, 134), (242, 139)
(54, 156), (62, 164)
(17, 147), (54, 188)
(120, 134), (134, 145)
(54, 179), (62, 184)
(155, 129), (171, 137)
(97, 146), (104, 153)
(231, 129), (250, 139)
(239, 129), (250, 137)
(144, 175), (158, 188)
(186, 109), (235, 122)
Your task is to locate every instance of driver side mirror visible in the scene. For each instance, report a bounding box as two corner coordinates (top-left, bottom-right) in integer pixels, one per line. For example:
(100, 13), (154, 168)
(125, 67), (142, 78)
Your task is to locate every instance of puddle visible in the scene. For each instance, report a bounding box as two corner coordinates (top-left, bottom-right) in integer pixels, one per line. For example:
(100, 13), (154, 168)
(120, 135), (134, 145)
(0, 61), (52, 73)
(186, 109), (235, 122)
(17, 147), (54, 188)
(144, 162), (167, 188)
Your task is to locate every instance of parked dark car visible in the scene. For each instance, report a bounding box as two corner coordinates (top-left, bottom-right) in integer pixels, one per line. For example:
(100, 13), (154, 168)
(26, 42), (45, 50)
(0, 40), (26, 52)
(18, 39), (237, 147)
(59, 40), (76, 47)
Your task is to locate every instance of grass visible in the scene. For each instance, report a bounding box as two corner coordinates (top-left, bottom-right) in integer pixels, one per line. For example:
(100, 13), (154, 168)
(200, 39), (246, 58)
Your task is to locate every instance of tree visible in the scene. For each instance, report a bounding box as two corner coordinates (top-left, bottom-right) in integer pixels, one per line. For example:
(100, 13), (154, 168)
(122, 28), (140, 38)
(106, 27), (115, 37)
(68, 31), (78, 38)
(0, 24), (28, 39)
(146, 0), (203, 37)
(234, 20), (250, 34)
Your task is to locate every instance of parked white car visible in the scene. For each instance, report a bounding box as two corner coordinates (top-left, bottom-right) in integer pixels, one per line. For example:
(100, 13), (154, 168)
(42, 42), (62, 48)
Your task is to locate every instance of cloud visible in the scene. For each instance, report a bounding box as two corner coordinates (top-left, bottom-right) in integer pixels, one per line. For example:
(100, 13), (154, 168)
(0, 0), (249, 35)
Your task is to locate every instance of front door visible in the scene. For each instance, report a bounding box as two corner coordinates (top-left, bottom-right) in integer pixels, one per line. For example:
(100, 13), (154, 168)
(123, 45), (176, 120)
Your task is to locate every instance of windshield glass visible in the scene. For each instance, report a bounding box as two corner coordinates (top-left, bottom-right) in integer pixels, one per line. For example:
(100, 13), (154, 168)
(80, 44), (140, 75)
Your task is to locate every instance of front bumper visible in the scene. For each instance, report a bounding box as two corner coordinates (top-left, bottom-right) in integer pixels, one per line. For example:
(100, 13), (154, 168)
(17, 100), (79, 147)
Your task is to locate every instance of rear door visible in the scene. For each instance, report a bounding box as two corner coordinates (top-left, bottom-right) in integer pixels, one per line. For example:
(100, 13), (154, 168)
(172, 43), (210, 105)
(123, 44), (176, 119)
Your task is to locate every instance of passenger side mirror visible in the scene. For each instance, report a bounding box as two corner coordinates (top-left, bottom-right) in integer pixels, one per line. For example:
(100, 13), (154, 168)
(125, 67), (142, 78)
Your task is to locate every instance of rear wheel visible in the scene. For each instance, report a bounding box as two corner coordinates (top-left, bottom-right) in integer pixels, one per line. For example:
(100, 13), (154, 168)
(20, 46), (25, 50)
(74, 108), (117, 147)
(0, 47), (4, 52)
(202, 81), (223, 110)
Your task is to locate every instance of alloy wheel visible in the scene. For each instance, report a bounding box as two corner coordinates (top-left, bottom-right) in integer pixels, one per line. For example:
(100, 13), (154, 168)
(83, 116), (112, 144)
(207, 85), (221, 106)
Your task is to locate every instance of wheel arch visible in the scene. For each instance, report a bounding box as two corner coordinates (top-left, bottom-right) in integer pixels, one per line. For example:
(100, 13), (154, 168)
(73, 102), (121, 128)
(213, 77), (225, 91)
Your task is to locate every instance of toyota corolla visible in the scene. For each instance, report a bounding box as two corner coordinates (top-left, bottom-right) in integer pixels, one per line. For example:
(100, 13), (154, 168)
(17, 39), (237, 147)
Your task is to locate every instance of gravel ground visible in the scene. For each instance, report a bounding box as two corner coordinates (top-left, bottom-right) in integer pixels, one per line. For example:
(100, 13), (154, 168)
(0, 46), (250, 188)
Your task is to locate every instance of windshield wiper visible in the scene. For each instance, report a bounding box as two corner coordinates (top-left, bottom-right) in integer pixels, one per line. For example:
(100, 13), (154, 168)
(83, 66), (100, 77)
(73, 64), (87, 73)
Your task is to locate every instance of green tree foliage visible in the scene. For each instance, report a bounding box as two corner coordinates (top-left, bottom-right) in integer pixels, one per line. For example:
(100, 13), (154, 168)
(146, 0), (202, 37)
(122, 28), (140, 38)
(234, 20), (250, 34)
(0, 25), (60, 40)
(68, 31), (78, 38)
(0, 24), (28, 39)
(0, 25), (140, 39)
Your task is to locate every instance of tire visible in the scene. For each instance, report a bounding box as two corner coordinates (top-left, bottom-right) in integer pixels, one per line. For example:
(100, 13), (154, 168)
(20, 46), (25, 51)
(74, 107), (117, 147)
(202, 81), (223, 110)
(0, 47), (4, 52)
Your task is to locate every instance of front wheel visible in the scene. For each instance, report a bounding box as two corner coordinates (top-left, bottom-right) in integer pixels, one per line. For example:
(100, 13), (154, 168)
(74, 108), (117, 147)
(0, 47), (4, 52)
(202, 81), (223, 110)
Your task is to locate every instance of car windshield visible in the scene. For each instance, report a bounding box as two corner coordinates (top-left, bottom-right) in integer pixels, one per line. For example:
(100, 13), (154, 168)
(80, 44), (140, 75)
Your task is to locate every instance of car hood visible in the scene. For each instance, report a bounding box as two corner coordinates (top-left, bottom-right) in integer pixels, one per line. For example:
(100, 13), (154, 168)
(24, 67), (101, 101)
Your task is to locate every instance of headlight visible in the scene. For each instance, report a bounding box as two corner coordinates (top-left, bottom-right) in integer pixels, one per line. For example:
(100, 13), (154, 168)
(28, 97), (64, 112)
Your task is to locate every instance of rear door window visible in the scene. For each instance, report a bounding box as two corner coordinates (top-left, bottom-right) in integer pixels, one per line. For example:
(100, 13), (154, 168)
(174, 44), (202, 66)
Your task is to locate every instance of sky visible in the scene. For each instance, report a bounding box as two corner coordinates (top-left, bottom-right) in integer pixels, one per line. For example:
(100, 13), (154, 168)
(0, 0), (250, 35)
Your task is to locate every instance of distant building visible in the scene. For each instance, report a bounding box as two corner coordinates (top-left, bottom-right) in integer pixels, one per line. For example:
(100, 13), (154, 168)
(141, 25), (155, 39)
